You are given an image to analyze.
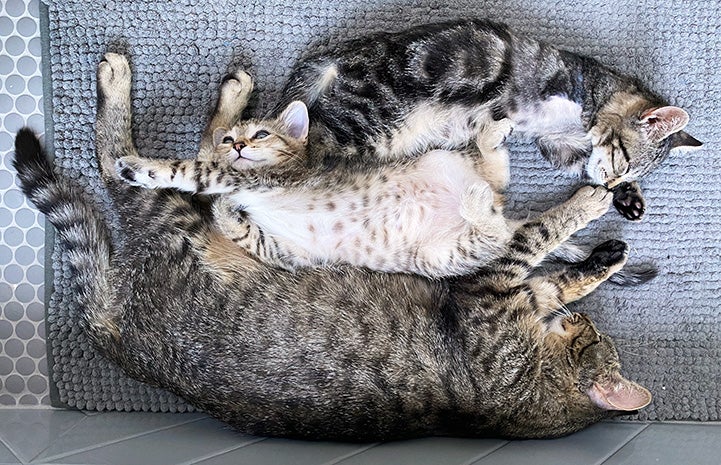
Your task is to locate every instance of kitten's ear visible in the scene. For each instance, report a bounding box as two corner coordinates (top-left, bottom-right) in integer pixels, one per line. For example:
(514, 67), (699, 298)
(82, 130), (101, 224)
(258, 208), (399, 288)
(639, 106), (689, 143)
(587, 374), (652, 411)
(212, 127), (232, 147)
(669, 130), (703, 151)
(279, 101), (309, 144)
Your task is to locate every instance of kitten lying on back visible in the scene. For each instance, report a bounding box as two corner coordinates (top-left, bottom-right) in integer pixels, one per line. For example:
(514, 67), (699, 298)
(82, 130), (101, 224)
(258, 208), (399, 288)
(116, 91), (521, 278)
(276, 18), (702, 221)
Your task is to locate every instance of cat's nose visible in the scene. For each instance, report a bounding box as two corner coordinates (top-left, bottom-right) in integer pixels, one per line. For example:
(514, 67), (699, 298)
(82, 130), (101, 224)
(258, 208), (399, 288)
(233, 142), (246, 152)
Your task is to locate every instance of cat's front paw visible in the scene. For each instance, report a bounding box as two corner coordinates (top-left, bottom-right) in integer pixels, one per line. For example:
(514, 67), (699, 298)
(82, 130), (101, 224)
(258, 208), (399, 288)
(477, 118), (514, 151)
(115, 156), (158, 188)
(97, 53), (131, 102)
(570, 185), (613, 221)
(612, 182), (645, 221)
(217, 70), (254, 114)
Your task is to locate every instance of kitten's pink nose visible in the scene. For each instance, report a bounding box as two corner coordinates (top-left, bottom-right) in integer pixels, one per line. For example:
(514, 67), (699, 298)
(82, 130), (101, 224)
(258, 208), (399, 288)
(233, 142), (246, 152)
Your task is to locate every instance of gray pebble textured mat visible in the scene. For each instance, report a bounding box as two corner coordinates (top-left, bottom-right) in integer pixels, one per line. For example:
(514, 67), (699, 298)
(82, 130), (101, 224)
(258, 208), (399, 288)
(43, 0), (720, 420)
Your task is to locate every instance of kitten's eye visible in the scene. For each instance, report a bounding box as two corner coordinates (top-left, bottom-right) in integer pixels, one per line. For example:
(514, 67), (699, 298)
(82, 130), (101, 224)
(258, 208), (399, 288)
(221, 136), (234, 145)
(252, 130), (270, 140)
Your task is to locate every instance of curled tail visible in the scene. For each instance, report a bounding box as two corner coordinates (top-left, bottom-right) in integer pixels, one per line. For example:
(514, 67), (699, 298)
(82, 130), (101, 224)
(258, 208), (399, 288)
(13, 128), (119, 349)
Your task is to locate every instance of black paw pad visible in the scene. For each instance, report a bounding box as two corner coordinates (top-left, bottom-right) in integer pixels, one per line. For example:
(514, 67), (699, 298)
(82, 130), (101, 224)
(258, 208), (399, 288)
(613, 183), (645, 221)
(589, 239), (629, 267)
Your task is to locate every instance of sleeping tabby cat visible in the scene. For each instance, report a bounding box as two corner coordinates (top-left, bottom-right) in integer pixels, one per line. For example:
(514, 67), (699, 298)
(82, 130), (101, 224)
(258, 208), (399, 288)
(276, 18), (702, 220)
(12, 52), (651, 440)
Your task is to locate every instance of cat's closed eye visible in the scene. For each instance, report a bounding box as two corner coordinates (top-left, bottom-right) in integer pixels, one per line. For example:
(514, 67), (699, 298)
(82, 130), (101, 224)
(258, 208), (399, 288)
(222, 136), (234, 145)
(253, 130), (270, 140)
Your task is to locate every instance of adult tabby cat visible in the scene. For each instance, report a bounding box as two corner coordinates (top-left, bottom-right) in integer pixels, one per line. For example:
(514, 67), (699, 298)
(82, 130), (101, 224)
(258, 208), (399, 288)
(12, 52), (651, 440)
(276, 18), (702, 220)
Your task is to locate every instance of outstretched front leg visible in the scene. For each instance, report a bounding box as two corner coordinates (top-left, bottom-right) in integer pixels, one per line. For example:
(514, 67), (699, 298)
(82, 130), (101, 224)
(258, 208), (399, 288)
(479, 186), (613, 289)
(198, 70), (254, 160)
(475, 118), (513, 201)
(115, 157), (244, 195)
(528, 239), (629, 305)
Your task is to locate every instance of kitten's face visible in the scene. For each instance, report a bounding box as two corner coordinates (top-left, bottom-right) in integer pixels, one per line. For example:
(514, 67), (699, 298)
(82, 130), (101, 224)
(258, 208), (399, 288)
(546, 312), (651, 414)
(212, 101), (310, 171)
(586, 93), (701, 187)
(213, 122), (302, 170)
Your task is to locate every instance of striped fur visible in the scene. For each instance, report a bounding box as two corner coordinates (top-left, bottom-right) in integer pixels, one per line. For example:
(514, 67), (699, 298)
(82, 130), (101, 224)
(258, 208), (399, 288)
(276, 18), (701, 221)
(11, 52), (651, 440)
(115, 147), (518, 278)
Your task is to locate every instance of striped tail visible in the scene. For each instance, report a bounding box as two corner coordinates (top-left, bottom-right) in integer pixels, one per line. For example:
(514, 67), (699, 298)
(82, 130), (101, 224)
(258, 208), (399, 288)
(12, 128), (119, 350)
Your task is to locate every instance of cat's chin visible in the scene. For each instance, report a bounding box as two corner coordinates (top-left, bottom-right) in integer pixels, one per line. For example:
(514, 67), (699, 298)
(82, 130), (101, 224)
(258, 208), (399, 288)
(230, 158), (261, 170)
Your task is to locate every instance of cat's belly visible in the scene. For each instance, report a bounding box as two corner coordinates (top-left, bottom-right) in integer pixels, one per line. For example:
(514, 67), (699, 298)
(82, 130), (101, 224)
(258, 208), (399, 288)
(246, 150), (514, 277)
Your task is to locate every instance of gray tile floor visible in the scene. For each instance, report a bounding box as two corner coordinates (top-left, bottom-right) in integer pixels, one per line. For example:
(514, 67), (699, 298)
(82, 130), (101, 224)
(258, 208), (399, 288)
(0, 410), (718, 465)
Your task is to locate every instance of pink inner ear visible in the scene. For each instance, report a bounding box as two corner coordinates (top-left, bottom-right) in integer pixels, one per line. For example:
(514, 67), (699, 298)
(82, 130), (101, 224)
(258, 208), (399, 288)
(640, 106), (690, 142)
(588, 378), (652, 411)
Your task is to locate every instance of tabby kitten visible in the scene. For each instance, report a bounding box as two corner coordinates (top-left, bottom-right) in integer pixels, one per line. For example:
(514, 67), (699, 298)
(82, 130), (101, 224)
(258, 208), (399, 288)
(116, 67), (529, 278)
(12, 52), (651, 440)
(116, 139), (517, 278)
(276, 18), (702, 220)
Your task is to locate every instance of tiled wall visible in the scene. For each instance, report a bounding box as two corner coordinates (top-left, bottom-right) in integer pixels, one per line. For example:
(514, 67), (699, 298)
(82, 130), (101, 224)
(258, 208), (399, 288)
(0, 0), (49, 406)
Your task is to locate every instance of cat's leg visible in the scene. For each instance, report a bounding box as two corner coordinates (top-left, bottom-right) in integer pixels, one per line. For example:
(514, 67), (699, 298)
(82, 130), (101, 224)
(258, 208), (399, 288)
(612, 181), (645, 221)
(459, 182), (497, 224)
(475, 118), (513, 196)
(96, 52), (139, 180)
(212, 199), (306, 271)
(478, 185), (612, 288)
(198, 70), (254, 159)
(116, 152), (303, 194)
(528, 239), (629, 305)
(114, 156), (245, 195)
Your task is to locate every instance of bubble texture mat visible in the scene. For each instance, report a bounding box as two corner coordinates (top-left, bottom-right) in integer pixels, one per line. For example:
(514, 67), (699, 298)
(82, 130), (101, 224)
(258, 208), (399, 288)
(42, 0), (720, 420)
(1, 0), (49, 406)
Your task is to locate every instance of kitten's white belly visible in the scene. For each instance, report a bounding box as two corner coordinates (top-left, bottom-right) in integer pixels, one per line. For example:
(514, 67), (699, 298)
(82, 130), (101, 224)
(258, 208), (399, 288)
(240, 150), (513, 277)
(370, 97), (586, 161)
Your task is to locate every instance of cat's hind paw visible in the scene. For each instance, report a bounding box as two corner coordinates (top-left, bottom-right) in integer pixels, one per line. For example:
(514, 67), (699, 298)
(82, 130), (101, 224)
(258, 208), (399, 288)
(115, 156), (158, 188)
(586, 239), (629, 272)
(97, 53), (131, 102)
(460, 182), (495, 224)
(612, 182), (645, 221)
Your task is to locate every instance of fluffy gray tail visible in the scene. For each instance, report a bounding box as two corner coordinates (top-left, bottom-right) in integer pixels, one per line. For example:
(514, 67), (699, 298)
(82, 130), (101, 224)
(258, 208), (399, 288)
(13, 128), (118, 348)
(550, 238), (657, 287)
(607, 265), (657, 286)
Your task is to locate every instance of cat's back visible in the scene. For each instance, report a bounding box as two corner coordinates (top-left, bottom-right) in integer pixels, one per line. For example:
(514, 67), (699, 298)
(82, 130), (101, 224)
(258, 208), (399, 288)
(278, 19), (515, 131)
